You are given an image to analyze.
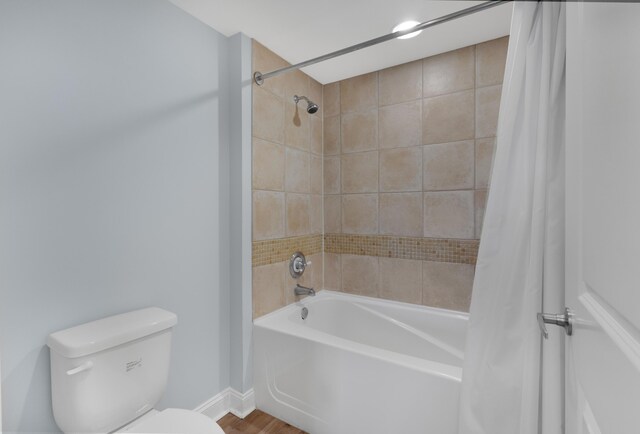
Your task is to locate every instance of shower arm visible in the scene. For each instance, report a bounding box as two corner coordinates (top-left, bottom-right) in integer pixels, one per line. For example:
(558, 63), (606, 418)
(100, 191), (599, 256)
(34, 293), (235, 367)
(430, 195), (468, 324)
(254, 0), (513, 85)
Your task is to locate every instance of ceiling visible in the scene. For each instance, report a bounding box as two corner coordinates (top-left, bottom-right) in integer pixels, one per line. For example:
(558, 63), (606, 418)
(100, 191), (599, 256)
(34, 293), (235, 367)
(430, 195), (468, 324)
(169, 0), (513, 84)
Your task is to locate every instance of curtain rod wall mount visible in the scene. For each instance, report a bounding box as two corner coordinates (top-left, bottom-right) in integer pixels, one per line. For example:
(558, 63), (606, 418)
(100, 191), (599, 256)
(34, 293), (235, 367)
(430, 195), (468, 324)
(254, 0), (512, 86)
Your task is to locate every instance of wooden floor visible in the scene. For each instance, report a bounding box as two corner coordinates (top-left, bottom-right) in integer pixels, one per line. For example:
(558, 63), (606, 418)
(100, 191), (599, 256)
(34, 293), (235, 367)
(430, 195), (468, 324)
(218, 410), (307, 434)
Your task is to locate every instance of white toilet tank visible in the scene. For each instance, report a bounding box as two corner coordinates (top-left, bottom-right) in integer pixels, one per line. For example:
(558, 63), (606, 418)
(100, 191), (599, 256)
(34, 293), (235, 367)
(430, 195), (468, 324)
(47, 308), (178, 434)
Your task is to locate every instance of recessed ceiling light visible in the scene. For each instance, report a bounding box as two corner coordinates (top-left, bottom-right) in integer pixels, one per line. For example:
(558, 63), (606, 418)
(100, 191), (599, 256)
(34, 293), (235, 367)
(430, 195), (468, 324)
(393, 20), (423, 39)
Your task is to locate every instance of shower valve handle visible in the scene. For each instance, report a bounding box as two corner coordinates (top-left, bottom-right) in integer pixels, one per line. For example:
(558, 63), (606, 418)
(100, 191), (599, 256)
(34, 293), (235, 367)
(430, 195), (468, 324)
(537, 308), (573, 339)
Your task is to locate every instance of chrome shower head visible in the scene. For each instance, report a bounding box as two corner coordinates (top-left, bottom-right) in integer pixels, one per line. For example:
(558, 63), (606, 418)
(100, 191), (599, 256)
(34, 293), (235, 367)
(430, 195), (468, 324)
(293, 95), (319, 114)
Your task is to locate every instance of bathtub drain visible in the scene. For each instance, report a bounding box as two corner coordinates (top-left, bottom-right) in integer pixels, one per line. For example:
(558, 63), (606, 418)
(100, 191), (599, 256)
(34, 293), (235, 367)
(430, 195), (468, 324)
(301, 307), (308, 320)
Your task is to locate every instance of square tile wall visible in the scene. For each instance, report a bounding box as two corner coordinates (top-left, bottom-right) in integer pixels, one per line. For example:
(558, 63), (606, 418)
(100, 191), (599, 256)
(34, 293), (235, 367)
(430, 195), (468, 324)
(252, 41), (324, 318)
(322, 36), (508, 312)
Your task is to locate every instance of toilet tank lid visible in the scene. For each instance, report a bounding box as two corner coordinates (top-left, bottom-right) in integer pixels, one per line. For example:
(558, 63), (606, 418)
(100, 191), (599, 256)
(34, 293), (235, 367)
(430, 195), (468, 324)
(47, 307), (177, 358)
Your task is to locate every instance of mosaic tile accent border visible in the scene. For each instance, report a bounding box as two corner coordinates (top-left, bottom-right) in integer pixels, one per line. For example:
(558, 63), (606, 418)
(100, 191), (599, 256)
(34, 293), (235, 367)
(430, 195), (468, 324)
(324, 233), (479, 264)
(252, 234), (323, 267)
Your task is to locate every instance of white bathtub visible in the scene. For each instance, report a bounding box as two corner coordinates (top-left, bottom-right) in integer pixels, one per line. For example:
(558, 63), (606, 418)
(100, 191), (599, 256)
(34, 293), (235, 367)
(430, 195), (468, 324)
(253, 290), (468, 434)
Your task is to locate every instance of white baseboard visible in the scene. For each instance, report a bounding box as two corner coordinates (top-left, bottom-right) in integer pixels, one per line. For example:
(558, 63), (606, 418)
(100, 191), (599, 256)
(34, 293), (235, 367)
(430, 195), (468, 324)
(194, 387), (256, 422)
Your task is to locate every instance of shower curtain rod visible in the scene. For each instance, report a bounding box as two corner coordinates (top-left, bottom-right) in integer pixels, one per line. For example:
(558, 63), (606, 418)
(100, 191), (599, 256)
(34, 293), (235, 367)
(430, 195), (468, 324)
(254, 0), (512, 85)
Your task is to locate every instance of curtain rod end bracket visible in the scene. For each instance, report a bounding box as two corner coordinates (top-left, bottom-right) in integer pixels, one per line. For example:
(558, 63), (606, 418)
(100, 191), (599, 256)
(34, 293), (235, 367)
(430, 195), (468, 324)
(254, 71), (264, 86)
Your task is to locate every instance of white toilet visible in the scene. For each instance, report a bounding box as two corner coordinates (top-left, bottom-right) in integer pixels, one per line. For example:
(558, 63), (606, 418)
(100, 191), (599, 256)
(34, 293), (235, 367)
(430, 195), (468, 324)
(47, 307), (225, 434)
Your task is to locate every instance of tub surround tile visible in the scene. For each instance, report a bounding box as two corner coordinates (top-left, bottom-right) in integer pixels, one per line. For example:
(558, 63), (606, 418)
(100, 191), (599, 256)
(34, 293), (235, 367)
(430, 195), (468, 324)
(285, 147), (310, 193)
(252, 234), (323, 267)
(379, 258), (423, 304)
(252, 138), (285, 191)
(422, 90), (475, 145)
(284, 101), (310, 151)
(253, 262), (285, 318)
(253, 191), (285, 240)
(340, 72), (378, 114)
(310, 154), (323, 195)
(284, 69), (310, 106)
(253, 86), (284, 144)
(422, 261), (475, 312)
(323, 115), (341, 155)
(379, 147), (423, 192)
(341, 110), (378, 153)
(342, 194), (378, 234)
(475, 138), (496, 189)
(310, 194), (323, 234)
(252, 40), (287, 99)
(324, 233), (478, 265)
(341, 151), (379, 193)
(423, 46), (475, 98)
(309, 77), (324, 118)
(379, 193), (423, 237)
(323, 82), (340, 117)
(476, 85), (502, 139)
(379, 60), (423, 107)
(323, 156), (340, 194)
(378, 100), (422, 149)
(476, 36), (509, 88)
(324, 253), (342, 291)
(341, 254), (379, 297)
(324, 195), (341, 233)
(423, 141), (475, 191)
(310, 115), (323, 155)
(424, 191), (475, 239)
(286, 193), (311, 237)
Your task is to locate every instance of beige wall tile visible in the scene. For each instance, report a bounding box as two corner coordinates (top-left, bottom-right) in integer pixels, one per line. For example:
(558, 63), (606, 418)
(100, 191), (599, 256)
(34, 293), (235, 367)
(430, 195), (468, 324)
(380, 147), (423, 192)
(341, 110), (378, 153)
(284, 69), (310, 106)
(475, 189), (488, 239)
(324, 195), (341, 233)
(423, 141), (474, 190)
(340, 72), (378, 114)
(424, 191), (474, 239)
(253, 138), (285, 191)
(252, 40), (287, 99)
(475, 138), (496, 189)
(253, 191), (285, 240)
(286, 193), (311, 236)
(423, 46), (475, 98)
(379, 193), (423, 237)
(476, 36), (509, 87)
(422, 261), (475, 312)
(253, 261), (286, 318)
(253, 86), (284, 143)
(323, 156), (340, 194)
(285, 147), (310, 193)
(324, 253), (342, 291)
(310, 115), (323, 155)
(476, 85), (502, 139)
(379, 60), (422, 106)
(323, 82), (340, 117)
(310, 194), (323, 234)
(284, 101), (310, 151)
(379, 258), (422, 304)
(342, 194), (378, 234)
(341, 151), (379, 193)
(323, 115), (340, 155)
(310, 154), (322, 195)
(422, 90), (474, 145)
(342, 254), (379, 297)
(379, 100), (422, 149)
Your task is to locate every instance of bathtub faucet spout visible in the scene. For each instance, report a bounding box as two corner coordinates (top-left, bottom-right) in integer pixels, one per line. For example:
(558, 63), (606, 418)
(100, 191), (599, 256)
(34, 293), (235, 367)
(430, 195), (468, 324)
(294, 284), (315, 297)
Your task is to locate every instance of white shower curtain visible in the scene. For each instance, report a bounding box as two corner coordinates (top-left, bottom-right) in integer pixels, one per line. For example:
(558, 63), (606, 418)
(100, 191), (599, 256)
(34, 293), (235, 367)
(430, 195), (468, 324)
(458, 2), (566, 434)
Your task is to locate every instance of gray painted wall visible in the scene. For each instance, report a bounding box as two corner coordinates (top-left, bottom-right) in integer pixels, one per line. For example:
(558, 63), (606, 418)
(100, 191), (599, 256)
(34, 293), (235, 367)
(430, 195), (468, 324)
(0, 1), (242, 431)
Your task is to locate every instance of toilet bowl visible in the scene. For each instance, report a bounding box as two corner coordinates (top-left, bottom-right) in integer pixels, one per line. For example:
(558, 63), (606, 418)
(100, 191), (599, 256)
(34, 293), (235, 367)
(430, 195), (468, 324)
(47, 308), (225, 434)
(118, 409), (224, 434)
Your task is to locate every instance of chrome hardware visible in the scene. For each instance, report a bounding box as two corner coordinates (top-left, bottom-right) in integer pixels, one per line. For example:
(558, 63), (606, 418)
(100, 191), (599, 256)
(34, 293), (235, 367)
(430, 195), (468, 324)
(289, 251), (311, 278)
(301, 307), (309, 320)
(294, 284), (315, 297)
(537, 308), (574, 339)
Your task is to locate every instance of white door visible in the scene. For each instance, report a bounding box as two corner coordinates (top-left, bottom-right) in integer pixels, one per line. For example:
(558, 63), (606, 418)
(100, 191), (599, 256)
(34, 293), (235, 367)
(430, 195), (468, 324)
(565, 2), (640, 434)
